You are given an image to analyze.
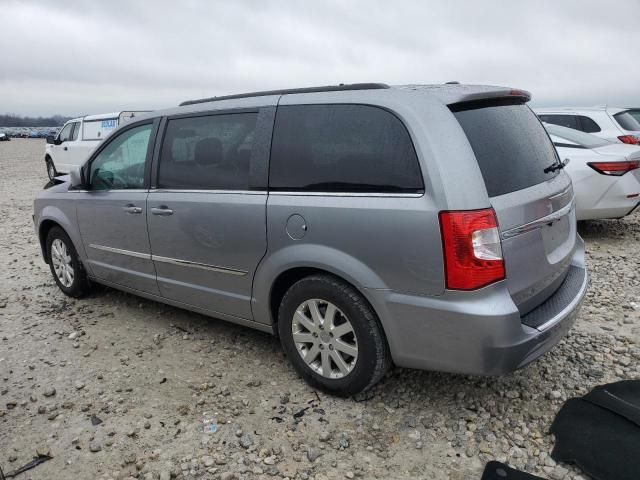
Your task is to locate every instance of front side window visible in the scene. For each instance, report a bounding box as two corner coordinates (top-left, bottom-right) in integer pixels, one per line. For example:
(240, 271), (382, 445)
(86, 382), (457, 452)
(58, 123), (73, 142)
(70, 122), (80, 141)
(157, 113), (257, 190)
(269, 104), (423, 192)
(89, 123), (152, 190)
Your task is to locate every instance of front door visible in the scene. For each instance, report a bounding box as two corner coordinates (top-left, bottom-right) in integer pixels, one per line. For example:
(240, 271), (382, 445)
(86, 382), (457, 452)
(146, 111), (268, 319)
(51, 122), (74, 172)
(76, 121), (159, 295)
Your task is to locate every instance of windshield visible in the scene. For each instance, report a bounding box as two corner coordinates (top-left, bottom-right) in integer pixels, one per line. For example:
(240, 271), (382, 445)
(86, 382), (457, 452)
(613, 111), (640, 131)
(544, 123), (611, 149)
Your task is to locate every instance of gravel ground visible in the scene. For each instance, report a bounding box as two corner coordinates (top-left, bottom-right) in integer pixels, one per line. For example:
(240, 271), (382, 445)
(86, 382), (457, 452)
(0, 139), (638, 480)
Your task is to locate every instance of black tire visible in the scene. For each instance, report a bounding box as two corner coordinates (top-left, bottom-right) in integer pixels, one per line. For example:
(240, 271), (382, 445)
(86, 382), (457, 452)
(46, 157), (57, 180)
(46, 226), (91, 298)
(278, 274), (390, 397)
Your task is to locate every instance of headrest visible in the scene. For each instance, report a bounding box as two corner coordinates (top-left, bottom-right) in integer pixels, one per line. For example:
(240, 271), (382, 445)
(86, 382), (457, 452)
(194, 137), (223, 166)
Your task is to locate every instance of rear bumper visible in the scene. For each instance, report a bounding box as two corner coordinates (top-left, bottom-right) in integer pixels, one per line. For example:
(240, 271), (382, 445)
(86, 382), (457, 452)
(368, 236), (588, 375)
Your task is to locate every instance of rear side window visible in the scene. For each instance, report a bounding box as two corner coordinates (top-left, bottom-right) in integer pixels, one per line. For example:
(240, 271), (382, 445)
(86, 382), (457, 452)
(269, 104), (423, 193)
(453, 100), (560, 197)
(613, 111), (640, 131)
(539, 114), (602, 133)
(538, 114), (580, 130)
(158, 113), (257, 190)
(580, 116), (601, 133)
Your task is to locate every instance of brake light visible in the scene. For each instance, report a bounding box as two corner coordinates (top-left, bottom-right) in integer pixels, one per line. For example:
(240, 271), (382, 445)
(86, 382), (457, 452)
(439, 208), (506, 290)
(618, 135), (640, 145)
(587, 161), (640, 176)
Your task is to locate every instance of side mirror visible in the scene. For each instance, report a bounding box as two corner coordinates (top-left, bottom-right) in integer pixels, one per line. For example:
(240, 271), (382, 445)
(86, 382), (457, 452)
(69, 166), (86, 189)
(46, 135), (55, 144)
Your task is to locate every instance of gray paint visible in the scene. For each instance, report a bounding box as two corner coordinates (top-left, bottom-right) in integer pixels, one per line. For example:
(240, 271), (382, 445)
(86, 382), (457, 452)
(33, 84), (588, 376)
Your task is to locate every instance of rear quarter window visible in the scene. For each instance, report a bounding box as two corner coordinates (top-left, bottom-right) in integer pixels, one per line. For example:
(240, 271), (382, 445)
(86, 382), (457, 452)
(453, 100), (560, 197)
(269, 104), (424, 193)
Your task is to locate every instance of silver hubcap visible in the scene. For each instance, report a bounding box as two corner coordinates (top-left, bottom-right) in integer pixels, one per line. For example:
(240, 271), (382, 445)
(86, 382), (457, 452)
(292, 299), (358, 379)
(47, 162), (55, 178)
(51, 239), (74, 288)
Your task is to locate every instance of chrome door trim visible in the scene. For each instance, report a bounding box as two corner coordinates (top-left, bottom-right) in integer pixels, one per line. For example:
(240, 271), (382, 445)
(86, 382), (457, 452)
(268, 191), (424, 198)
(152, 255), (248, 276)
(150, 189), (266, 195)
(500, 199), (575, 240)
(89, 243), (151, 259)
(89, 245), (247, 275)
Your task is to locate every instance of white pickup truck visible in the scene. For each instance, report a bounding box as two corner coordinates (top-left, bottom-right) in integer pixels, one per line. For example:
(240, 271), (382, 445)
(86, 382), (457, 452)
(45, 111), (149, 179)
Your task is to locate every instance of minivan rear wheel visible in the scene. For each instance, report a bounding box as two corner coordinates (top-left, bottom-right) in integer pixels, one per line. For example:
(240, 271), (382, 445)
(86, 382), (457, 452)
(278, 275), (390, 396)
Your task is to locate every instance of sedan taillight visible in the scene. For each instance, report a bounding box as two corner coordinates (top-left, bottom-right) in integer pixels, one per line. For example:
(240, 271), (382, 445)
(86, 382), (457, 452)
(618, 135), (640, 145)
(439, 208), (506, 290)
(587, 161), (640, 176)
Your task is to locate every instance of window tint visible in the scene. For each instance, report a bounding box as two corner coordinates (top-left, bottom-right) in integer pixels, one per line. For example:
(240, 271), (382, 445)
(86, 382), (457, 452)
(579, 116), (601, 133)
(58, 123), (73, 142)
(158, 113), (257, 190)
(613, 111), (640, 131)
(538, 114), (580, 130)
(89, 124), (152, 190)
(269, 104), (423, 192)
(453, 101), (560, 197)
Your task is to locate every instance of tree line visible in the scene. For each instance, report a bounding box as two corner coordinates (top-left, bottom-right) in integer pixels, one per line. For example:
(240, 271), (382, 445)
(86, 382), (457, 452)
(0, 114), (72, 127)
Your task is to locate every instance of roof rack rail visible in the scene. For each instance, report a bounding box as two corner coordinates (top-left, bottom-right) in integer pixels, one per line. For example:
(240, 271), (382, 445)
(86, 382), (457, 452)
(179, 83), (390, 106)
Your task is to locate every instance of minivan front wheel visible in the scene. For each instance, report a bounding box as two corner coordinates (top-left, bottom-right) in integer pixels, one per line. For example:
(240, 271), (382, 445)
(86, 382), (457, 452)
(46, 226), (91, 298)
(278, 275), (390, 396)
(46, 157), (57, 180)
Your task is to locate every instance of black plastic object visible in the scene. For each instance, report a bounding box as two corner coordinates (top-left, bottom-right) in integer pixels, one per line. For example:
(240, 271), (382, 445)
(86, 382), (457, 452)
(481, 461), (546, 480)
(551, 380), (640, 480)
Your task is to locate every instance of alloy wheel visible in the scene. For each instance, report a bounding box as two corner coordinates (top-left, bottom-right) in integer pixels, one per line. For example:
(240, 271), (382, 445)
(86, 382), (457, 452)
(51, 239), (74, 288)
(291, 299), (358, 379)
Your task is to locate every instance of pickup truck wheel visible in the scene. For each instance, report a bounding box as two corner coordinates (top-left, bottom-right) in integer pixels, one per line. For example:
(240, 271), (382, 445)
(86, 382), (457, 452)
(46, 226), (91, 298)
(278, 274), (390, 397)
(46, 157), (57, 180)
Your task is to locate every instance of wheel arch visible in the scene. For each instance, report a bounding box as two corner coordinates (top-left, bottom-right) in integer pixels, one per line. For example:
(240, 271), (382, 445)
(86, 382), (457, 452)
(37, 207), (86, 266)
(252, 244), (390, 331)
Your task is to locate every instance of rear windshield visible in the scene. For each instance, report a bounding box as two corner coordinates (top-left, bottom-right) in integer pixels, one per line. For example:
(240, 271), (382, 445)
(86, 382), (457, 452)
(452, 100), (560, 197)
(627, 109), (640, 124)
(613, 111), (640, 132)
(544, 123), (611, 149)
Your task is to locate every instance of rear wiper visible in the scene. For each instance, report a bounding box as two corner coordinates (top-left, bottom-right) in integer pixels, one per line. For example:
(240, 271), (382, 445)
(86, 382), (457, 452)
(544, 158), (570, 174)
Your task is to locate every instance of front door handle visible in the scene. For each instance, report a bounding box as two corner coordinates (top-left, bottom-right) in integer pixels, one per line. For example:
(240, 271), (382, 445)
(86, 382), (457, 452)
(63, 146), (68, 151)
(123, 204), (142, 214)
(151, 206), (174, 216)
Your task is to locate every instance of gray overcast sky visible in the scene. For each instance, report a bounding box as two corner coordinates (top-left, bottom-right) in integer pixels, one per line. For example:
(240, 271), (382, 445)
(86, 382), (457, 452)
(1, 0), (639, 117)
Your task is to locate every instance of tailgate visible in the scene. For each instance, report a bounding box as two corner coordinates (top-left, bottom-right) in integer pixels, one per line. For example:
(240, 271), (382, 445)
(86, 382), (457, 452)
(452, 97), (576, 314)
(492, 177), (576, 314)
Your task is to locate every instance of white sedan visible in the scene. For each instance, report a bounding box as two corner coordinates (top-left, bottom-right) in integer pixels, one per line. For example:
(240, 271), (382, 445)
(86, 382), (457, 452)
(545, 123), (640, 220)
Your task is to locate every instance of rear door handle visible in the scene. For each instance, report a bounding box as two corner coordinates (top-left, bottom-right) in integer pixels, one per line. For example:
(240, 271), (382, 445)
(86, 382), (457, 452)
(151, 206), (174, 216)
(123, 204), (142, 214)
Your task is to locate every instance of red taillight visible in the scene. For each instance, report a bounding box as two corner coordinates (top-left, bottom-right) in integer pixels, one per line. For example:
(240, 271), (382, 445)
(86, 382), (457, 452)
(439, 208), (506, 290)
(587, 161), (640, 176)
(618, 135), (640, 145)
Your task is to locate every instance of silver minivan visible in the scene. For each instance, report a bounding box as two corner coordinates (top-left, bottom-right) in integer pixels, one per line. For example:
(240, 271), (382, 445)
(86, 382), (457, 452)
(33, 83), (588, 396)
